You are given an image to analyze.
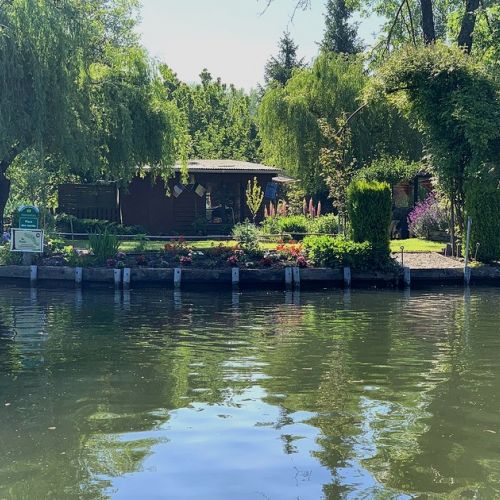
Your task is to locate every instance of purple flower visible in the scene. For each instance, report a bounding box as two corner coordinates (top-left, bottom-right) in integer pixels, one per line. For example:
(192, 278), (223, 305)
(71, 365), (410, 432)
(1, 231), (10, 244)
(408, 193), (449, 238)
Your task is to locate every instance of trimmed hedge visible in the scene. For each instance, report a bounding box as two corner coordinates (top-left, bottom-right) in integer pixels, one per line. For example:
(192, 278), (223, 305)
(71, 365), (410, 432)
(303, 235), (373, 269)
(465, 180), (500, 262)
(347, 180), (392, 254)
(55, 214), (146, 235)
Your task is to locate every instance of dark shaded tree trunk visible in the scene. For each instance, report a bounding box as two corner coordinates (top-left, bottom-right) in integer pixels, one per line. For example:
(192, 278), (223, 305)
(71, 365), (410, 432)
(419, 0), (436, 44)
(0, 147), (19, 230)
(457, 0), (480, 53)
(0, 172), (11, 232)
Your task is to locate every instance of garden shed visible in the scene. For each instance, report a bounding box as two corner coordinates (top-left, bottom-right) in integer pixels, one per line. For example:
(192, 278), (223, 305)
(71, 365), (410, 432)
(58, 160), (283, 234)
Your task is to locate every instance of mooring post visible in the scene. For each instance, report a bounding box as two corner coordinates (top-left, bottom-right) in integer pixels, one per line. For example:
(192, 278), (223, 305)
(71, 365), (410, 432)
(284, 267), (293, 289)
(30, 265), (37, 284)
(174, 267), (182, 287)
(343, 267), (351, 288)
(292, 267), (301, 288)
(123, 268), (131, 288)
(113, 269), (122, 288)
(464, 216), (472, 286)
(403, 267), (411, 287)
(75, 267), (83, 285)
(231, 267), (239, 286)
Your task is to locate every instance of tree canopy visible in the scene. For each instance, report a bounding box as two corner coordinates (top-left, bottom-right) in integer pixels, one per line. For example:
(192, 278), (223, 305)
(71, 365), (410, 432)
(258, 52), (422, 197)
(161, 66), (259, 162)
(0, 0), (185, 225)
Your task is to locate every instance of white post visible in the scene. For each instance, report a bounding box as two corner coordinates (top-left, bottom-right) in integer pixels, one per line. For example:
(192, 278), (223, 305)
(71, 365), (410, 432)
(174, 267), (182, 287)
(113, 269), (122, 288)
(403, 267), (411, 287)
(343, 267), (351, 288)
(30, 265), (37, 283)
(284, 267), (293, 288)
(292, 267), (300, 288)
(464, 217), (472, 285)
(75, 267), (83, 285)
(231, 267), (239, 286)
(123, 268), (131, 288)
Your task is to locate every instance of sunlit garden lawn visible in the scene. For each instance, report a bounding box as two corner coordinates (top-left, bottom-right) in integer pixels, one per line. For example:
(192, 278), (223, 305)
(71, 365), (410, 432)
(68, 237), (445, 254)
(390, 238), (446, 253)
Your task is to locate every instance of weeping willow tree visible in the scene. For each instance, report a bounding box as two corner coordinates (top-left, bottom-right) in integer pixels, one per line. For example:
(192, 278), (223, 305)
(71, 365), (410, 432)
(257, 52), (421, 198)
(0, 0), (186, 228)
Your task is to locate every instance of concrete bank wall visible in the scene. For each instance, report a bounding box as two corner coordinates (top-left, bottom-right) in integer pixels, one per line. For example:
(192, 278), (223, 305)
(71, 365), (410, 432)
(0, 265), (498, 288)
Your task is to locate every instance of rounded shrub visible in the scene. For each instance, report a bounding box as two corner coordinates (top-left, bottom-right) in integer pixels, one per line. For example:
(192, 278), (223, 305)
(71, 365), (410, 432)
(347, 180), (392, 254)
(465, 178), (500, 262)
(310, 214), (339, 235)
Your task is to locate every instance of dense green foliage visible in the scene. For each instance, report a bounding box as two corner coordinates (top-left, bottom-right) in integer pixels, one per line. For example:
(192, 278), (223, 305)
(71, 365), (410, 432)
(55, 214), (146, 235)
(377, 44), (500, 232)
(262, 214), (339, 239)
(0, 0), (184, 227)
(347, 180), (392, 253)
(88, 231), (120, 264)
(161, 67), (259, 161)
(465, 177), (500, 262)
(261, 215), (310, 240)
(258, 52), (422, 197)
(303, 235), (373, 269)
(231, 222), (261, 254)
(355, 156), (423, 185)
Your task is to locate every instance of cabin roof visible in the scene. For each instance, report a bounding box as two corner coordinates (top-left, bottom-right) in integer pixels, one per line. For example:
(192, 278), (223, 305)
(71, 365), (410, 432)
(168, 159), (281, 175)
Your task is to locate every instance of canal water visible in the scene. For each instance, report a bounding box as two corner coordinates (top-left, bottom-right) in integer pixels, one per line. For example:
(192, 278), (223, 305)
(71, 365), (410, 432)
(0, 285), (499, 499)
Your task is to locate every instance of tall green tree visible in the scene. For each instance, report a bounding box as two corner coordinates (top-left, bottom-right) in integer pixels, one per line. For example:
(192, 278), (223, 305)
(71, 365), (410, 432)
(0, 0), (184, 228)
(376, 43), (500, 235)
(264, 31), (305, 86)
(321, 0), (361, 54)
(161, 66), (259, 161)
(258, 52), (422, 197)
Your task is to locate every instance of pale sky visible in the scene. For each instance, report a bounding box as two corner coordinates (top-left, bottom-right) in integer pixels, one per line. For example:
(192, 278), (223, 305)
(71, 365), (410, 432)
(137, 0), (383, 90)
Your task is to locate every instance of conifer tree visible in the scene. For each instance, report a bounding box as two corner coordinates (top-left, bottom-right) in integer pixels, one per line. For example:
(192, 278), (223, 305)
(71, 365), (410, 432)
(321, 0), (361, 54)
(264, 32), (305, 86)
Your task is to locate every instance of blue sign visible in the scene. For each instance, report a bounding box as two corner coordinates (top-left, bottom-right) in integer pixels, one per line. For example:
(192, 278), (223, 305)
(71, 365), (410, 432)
(264, 182), (278, 200)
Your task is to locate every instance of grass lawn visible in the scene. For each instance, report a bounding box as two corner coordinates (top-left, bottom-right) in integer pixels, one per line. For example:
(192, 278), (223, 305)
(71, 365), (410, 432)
(390, 238), (446, 253)
(68, 237), (445, 254)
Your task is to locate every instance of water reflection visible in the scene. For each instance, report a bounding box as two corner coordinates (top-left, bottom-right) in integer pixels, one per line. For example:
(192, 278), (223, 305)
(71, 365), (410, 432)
(0, 285), (499, 498)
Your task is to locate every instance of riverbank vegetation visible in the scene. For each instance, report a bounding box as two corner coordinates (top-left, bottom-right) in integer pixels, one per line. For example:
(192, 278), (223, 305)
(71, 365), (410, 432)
(0, 0), (498, 266)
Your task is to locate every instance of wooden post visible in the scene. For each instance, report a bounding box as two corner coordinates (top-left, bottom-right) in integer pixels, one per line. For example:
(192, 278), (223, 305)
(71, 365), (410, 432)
(464, 217), (472, 286)
(75, 267), (83, 285)
(343, 267), (351, 288)
(30, 265), (37, 284)
(174, 267), (182, 287)
(284, 267), (293, 288)
(292, 267), (300, 288)
(123, 268), (131, 288)
(113, 269), (121, 288)
(403, 267), (411, 287)
(231, 267), (239, 286)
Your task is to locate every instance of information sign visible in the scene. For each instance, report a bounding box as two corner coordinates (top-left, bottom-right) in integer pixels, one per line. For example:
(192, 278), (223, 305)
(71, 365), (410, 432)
(10, 229), (44, 253)
(18, 206), (40, 230)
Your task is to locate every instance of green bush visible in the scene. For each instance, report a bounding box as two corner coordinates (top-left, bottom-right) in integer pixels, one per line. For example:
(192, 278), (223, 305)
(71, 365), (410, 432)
(55, 214), (146, 235)
(232, 222), (261, 254)
(347, 180), (392, 254)
(303, 235), (373, 269)
(0, 244), (22, 265)
(465, 179), (500, 262)
(261, 215), (310, 240)
(310, 214), (339, 235)
(88, 231), (120, 264)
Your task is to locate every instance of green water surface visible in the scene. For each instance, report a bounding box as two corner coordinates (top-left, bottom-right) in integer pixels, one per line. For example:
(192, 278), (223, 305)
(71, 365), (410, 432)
(0, 285), (499, 499)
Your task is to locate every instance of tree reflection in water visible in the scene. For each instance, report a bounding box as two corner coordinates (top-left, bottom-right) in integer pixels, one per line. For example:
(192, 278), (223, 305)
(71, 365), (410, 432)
(0, 285), (498, 498)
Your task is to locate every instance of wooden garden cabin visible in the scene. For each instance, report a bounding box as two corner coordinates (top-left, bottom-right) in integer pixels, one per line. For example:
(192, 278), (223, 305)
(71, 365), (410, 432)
(58, 160), (284, 234)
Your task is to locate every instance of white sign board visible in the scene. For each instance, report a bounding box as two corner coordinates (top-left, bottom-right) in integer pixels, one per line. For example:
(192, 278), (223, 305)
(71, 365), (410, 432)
(10, 229), (44, 253)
